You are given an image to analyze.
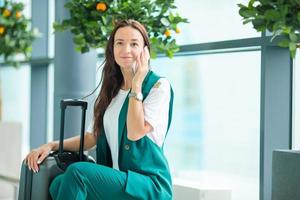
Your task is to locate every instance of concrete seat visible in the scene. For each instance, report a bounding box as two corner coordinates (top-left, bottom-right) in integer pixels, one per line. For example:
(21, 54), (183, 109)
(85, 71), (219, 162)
(0, 122), (22, 200)
(173, 178), (232, 200)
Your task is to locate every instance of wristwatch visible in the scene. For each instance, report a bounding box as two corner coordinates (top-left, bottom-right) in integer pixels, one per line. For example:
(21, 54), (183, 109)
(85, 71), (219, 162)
(129, 91), (143, 101)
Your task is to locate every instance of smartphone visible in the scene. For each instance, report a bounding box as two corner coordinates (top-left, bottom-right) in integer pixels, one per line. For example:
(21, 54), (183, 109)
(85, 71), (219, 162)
(132, 61), (137, 74)
(144, 46), (150, 61)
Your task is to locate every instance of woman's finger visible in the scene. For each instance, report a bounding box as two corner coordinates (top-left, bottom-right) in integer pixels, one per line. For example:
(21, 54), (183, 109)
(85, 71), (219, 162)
(136, 51), (141, 71)
(29, 155), (33, 171)
(37, 152), (48, 165)
(33, 153), (40, 172)
(143, 47), (150, 70)
(141, 47), (146, 67)
(28, 151), (37, 172)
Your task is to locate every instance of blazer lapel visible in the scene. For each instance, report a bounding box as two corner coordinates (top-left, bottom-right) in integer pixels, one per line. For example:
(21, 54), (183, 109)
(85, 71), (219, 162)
(117, 70), (153, 148)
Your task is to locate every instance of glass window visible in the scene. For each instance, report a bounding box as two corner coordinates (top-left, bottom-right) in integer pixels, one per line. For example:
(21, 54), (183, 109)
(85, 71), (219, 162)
(151, 50), (261, 200)
(174, 0), (260, 45)
(21, 0), (31, 18)
(293, 50), (300, 149)
(0, 65), (31, 158)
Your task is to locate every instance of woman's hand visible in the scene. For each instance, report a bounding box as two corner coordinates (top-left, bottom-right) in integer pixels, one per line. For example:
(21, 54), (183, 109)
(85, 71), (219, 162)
(25, 143), (54, 173)
(132, 46), (150, 88)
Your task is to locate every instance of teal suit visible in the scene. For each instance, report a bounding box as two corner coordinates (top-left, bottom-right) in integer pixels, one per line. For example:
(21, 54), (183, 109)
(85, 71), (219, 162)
(50, 71), (174, 200)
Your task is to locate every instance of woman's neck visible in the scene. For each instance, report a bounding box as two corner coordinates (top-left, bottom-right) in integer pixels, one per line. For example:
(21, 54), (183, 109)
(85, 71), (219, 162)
(120, 68), (133, 90)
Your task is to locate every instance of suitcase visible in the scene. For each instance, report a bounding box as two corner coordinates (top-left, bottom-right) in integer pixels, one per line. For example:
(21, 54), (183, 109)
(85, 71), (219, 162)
(18, 99), (95, 200)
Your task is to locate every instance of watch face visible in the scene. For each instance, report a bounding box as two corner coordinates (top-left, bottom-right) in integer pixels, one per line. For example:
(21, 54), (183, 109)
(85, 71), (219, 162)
(137, 93), (143, 101)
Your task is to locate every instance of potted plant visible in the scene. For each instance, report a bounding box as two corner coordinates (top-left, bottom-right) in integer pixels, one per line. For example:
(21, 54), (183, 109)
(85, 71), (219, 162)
(238, 0), (300, 58)
(53, 0), (188, 58)
(0, 0), (39, 66)
(0, 0), (39, 120)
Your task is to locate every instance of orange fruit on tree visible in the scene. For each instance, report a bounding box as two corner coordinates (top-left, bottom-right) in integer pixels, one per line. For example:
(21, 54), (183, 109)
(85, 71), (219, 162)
(96, 2), (107, 12)
(175, 27), (180, 34)
(0, 26), (5, 35)
(3, 9), (11, 17)
(16, 11), (22, 19)
(164, 29), (171, 37)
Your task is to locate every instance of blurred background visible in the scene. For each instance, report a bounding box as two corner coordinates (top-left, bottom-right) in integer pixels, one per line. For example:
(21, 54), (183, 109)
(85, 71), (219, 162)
(0, 0), (299, 200)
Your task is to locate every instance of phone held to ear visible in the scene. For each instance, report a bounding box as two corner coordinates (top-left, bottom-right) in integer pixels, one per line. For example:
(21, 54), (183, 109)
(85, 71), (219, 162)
(132, 62), (137, 74)
(143, 46), (149, 60)
(132, 47), (149, 74)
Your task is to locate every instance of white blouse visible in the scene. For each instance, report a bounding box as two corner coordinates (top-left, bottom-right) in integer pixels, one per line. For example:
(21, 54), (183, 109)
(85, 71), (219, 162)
(87, 78), (171, 170)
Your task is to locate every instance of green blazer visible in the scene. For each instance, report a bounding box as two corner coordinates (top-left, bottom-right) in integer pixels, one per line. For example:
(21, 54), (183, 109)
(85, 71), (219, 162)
(96, 70), (174, 200)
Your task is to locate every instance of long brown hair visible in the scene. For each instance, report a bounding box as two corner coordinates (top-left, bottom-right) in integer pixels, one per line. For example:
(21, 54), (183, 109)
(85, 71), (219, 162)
(93, 19), (150, 136)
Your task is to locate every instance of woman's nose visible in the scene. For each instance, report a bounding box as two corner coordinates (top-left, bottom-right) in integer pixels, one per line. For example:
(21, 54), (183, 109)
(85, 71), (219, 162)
(123, 44), (131, 53)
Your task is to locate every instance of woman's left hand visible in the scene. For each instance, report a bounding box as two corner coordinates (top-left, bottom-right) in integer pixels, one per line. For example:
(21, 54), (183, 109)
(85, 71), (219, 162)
(132, 46), (150, 88)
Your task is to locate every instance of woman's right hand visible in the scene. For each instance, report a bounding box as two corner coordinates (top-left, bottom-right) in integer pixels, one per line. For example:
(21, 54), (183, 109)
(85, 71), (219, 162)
(25, 143), (54, 173)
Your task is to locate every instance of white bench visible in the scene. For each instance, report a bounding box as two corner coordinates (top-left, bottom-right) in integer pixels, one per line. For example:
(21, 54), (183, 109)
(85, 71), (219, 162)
(173, 178), (232, 200)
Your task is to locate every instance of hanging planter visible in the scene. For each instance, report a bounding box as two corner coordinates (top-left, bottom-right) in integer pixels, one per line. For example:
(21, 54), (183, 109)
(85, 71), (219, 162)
(238, 0), (300, 58)
(0, 0), (39, 67)
(53, 0), (188, 58)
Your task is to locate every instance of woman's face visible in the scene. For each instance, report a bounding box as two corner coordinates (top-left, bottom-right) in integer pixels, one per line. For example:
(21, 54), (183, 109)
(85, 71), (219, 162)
(113, 26), (145, 70)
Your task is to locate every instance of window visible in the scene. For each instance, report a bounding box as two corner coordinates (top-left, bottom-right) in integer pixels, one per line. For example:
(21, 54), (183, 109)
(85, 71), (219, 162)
(0, 65), (31, 158)
(152, 50), (260, 200)
(174, 0), (260, 45)
(293, 50), (300, 149)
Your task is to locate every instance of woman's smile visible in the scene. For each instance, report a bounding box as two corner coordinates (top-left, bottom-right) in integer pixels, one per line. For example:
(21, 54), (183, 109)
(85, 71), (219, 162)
(121, 56), (133, 59)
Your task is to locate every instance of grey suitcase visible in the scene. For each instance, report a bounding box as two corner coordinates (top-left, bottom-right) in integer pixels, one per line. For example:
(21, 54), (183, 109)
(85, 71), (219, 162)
(18, 99), (95, 200)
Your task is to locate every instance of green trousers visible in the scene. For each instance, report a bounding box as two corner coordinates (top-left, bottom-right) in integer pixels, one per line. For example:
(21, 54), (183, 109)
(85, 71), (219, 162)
(49, 162), (136, 200)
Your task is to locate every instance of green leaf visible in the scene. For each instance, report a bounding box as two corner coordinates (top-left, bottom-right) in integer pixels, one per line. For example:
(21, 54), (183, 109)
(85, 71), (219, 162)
(289, 42), (297, 52)
(297, 12), (300, 22)
(289, 32), (298, 42)
(150, 49), (157, 59)
(237, 3), (247, 9)
(252, 19), (266, 31)
(166, 50), (173, 58)
(53, 22), (61, 31)
(85, 21), (98, 28)
(73, 34), (85, 45)
(282, 26), (291, 34)
(75, 46), (82, 52)
(264, 10), (281, 20)
(100, 26), (107, 35)
(239, 7), (257, 18)
(248, 0), (256, 8)
(64, 2), (74, 9)
(289, 42), (297, 58)
(81, 46), (90, 53)
(278, 39), (290, 48)
(71, 28), (80, 34)
(270, 30), (282, 42)
(242, 18), (253, 25)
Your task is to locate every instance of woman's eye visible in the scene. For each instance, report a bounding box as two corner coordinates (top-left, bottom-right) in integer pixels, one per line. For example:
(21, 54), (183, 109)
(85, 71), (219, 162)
(131, 43), (139, 47)
(115, 42), (123, 46)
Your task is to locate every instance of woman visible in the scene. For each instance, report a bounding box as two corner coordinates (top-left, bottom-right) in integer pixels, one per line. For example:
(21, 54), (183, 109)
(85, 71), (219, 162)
(25, 19), (174, 200)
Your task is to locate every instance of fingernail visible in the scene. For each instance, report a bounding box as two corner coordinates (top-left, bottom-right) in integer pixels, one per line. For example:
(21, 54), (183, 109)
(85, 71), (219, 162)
(37, 160), (41, 164)
(28, 167), (31, 171)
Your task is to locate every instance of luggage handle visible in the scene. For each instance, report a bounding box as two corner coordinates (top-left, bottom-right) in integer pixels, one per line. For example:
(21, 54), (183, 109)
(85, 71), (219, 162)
(59, 99), (88, 161)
